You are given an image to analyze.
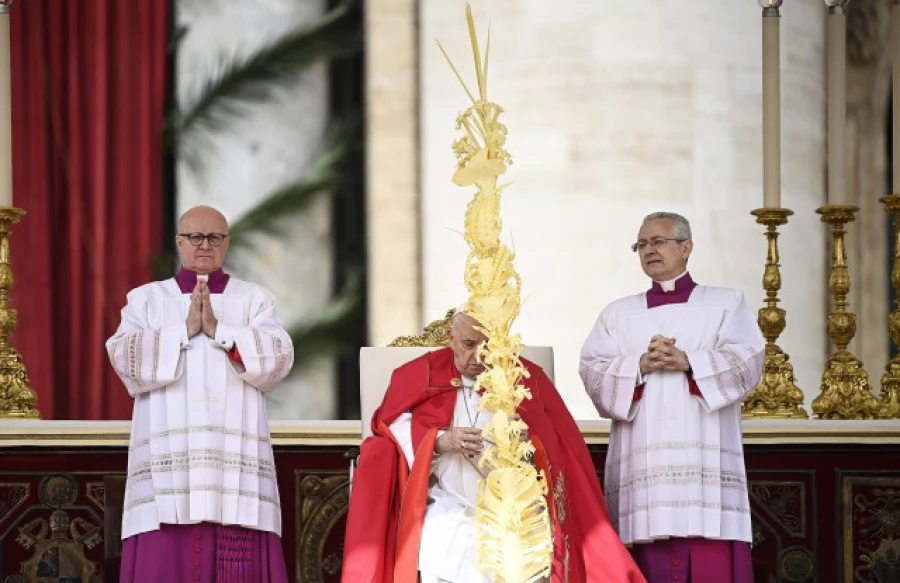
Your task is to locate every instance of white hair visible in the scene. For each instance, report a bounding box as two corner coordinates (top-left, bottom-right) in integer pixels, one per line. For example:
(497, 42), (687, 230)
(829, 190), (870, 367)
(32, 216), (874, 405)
(452, 304), (470, 329)
(643, 212), (692, 241)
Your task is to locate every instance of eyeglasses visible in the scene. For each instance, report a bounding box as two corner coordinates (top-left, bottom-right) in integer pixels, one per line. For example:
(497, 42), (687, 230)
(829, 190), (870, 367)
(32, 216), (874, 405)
(631, 237), (685, 253)
(178, 232), (229, 247)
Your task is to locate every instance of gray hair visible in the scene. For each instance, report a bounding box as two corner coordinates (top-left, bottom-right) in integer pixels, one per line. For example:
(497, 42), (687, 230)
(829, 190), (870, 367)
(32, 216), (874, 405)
(643, 212), (692, 241)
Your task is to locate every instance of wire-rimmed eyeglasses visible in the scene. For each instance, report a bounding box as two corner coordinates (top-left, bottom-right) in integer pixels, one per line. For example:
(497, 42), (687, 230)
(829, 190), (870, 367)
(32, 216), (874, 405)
(178, 232), (229, 247)
(631, 237), (685, 253)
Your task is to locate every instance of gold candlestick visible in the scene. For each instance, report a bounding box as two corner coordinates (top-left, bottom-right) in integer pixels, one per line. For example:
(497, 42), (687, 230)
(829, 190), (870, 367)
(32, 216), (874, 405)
(812, 205), (880, 419)
(743, 208), (807, 418)
(878, 194), (900, 419)
(0, 207), (39, 419)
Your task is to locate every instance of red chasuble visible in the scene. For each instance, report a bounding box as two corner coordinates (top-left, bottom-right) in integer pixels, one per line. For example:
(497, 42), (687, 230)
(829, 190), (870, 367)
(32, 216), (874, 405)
(341, 346), (645, 583)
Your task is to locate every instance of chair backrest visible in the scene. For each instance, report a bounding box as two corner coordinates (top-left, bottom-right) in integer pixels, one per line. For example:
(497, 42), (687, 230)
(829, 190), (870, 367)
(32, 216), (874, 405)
(359, 346), (554, 439)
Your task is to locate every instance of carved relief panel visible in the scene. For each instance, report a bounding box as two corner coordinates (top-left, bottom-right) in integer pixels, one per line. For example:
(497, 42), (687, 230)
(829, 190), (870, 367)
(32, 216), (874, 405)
(0, 473), (106, 583)
(296, 471), (350, 583)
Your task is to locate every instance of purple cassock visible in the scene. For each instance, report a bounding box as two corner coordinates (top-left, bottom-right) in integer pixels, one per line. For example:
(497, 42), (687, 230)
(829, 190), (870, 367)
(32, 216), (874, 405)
(630, 272), (753, 583)
(119, 267), (289, 583)
(120, 523), (288, 583)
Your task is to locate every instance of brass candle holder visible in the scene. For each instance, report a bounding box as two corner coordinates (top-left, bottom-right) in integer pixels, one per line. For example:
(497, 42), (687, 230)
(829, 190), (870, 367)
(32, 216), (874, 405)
(0, 207), (39, 419)
(742, 208), (807, 418)
(812, 205), (880, 419)
(878, 194), (900, 419)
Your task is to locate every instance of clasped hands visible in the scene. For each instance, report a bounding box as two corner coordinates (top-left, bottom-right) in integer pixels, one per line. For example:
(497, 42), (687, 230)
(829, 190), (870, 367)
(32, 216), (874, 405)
(435, 414), (529, 457)
(185, 279), (218, 339)
(639, 334), (690, 375)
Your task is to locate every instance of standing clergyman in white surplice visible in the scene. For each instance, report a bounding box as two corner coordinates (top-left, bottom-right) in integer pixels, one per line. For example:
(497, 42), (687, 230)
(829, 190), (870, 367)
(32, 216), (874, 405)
(106, 205), (293, 583)
(579, 212), (764, 583)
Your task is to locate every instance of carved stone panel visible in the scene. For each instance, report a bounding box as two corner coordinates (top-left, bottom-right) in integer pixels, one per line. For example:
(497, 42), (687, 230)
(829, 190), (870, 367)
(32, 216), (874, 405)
(0, 473), (104, 583)
(747, 471), (817, 583)
(296, 471), (351, 583)
(840, 472), (900, 583)
(0, 483), (29, 529)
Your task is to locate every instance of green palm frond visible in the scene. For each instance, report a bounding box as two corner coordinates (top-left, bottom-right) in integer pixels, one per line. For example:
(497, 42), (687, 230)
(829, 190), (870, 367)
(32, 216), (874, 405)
(169, 0), (360, 161)
(227, 120), (357, 248)
(287, 271), (362, 371)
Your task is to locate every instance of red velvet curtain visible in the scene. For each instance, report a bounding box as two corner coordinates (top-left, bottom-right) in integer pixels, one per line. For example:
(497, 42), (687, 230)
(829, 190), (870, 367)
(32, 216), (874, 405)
(9, 1), (168, 419)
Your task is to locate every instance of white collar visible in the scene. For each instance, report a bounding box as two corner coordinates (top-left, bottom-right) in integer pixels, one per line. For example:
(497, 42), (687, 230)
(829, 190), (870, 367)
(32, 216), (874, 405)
(655, 270), (688, 293)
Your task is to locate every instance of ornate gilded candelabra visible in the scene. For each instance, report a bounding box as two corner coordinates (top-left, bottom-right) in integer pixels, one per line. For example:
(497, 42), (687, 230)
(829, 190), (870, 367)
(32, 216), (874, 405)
(812, 205), (880, 419)
(742, 208), (807, 418)
(0, 208), (39, 419)
(878, 194), (900, 418)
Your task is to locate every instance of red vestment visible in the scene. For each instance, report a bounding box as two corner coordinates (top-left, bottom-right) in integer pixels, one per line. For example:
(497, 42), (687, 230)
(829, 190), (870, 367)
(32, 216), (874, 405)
(342, 346), (645, 583)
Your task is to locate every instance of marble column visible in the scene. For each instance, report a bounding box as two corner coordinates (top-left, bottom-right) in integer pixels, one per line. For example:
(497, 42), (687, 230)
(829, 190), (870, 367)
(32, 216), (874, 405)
(845, 0), (892, 397)
(364, 0), (423, 346)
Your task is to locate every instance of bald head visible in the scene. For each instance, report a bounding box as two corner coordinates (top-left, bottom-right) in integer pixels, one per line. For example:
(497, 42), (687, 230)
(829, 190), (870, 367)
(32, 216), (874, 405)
(175, 206), (230, 275)
(178, 205), (228, 233)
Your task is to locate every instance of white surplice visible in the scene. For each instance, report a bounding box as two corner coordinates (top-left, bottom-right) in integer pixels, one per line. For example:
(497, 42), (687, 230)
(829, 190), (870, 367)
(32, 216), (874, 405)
(106, 276), (294, 539)
(389, 377), (490, 583)
(579, 285), (764, 545)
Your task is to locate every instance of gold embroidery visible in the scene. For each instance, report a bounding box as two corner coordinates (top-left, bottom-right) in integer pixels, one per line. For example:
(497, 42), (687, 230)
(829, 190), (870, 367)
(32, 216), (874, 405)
(553, 473), (567, 524)
(552, 473), (570, 582)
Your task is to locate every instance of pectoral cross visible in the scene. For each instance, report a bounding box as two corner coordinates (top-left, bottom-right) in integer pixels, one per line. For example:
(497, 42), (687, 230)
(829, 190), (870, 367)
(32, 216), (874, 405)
(656, 406), (677, 426)
(195, 390), (219, 413)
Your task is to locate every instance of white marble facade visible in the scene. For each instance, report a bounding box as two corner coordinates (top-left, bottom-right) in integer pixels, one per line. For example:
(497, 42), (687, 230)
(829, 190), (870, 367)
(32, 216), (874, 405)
(415, 0), (828, 419)
(176, 0), (335, 419)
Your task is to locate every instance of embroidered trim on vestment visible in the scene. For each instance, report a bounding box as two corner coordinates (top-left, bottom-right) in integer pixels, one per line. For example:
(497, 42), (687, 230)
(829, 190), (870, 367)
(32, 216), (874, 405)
(125, 487), (279, 512)
(151, 329), (161, 384)
(606, 466), (747, 495)
(127, 451), (276, 483)
(253, 329), (265, 376)
(131, 426), (271, 448)
(606, 441), (744, 466)
(621, 500), (749, 514)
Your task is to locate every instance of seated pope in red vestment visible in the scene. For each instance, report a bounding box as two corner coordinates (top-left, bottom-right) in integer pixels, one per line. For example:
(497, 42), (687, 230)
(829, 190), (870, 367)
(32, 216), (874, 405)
(341, 311), (645, 583)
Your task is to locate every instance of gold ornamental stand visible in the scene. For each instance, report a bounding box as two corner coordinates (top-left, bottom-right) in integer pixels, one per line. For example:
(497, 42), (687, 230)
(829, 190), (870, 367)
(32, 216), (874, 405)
(812, 205), (879, 419)
(878, 194), (900, 418)
(743, 208), (807, 418)
(0, 207), (39, 419)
